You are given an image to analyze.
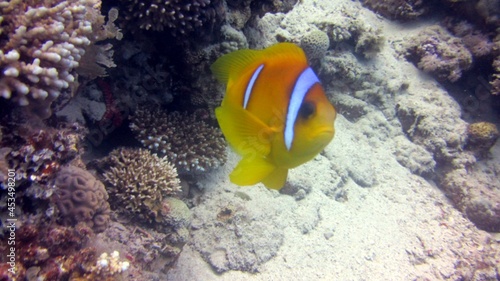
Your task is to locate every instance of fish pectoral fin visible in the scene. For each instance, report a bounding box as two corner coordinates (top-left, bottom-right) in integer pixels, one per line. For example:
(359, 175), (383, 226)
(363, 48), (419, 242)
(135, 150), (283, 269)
(262, 167), (288, 190)
(229, 156), (276, 186)
(216, 105), (273, 157)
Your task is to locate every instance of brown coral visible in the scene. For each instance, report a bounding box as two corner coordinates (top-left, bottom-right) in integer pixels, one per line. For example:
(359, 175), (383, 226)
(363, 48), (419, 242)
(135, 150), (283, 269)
(101, 147), (181, 223)
(362, 0), (429, 21)
(130, 106), (227, 174)
(404, 25), (473, 82)
(0, 0), (120, 119)
(53, 166), (111, 233)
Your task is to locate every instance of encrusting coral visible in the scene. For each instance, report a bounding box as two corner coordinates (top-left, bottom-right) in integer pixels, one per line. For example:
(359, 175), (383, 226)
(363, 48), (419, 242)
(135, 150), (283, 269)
(0, 0), (121, 119)
(100, 147), (181, 223)
(53, 165), (111, 233)
(403, 25), (473, 82)
(130, 106), (227, 174)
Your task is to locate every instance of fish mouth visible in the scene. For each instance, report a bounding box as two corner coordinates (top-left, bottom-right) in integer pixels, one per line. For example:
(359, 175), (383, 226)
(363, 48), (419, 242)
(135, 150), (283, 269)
(316, 128), (334, 140)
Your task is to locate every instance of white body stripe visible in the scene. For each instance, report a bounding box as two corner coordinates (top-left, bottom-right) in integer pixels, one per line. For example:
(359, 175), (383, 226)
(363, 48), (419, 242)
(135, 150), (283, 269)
(243, 64), (264, 109)
(284, 67), (319, 151)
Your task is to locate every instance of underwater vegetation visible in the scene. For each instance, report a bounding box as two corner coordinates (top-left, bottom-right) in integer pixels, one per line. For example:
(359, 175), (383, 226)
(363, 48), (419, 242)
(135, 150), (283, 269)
(0, 0), (499, 279)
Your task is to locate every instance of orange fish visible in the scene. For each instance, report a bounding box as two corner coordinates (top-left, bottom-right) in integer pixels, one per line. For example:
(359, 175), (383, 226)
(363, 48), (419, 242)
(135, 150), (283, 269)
(211, 43), (336, 190)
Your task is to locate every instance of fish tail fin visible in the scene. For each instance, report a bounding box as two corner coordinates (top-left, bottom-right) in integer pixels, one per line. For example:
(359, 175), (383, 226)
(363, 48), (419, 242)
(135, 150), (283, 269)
(262, 167), (288, 190)
(230, 156), (276, 186)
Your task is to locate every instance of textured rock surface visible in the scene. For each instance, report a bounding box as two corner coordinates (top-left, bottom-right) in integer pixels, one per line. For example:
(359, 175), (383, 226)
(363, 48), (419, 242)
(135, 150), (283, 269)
(190, 185), (294, 273)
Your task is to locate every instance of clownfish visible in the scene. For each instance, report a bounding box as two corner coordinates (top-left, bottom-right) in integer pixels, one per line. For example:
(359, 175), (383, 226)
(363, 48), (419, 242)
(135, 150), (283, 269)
(211, 43), (336, 190)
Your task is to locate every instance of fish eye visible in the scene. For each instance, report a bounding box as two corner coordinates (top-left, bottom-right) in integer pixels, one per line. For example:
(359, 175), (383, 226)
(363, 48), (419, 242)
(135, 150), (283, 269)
(299, 101), (315, 119)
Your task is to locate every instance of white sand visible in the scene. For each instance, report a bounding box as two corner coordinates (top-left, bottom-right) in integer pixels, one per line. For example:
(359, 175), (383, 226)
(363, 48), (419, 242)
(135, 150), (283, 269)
(167, 0), (499, 280)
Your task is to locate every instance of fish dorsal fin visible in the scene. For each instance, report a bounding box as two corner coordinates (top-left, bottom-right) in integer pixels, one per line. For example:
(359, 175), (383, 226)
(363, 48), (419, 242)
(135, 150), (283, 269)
(215, 103), (275, 157)
(210, 43), (307, 84)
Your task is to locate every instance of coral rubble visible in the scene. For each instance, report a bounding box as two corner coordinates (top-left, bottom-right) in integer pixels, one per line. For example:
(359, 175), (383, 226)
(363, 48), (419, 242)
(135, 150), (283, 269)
(53, 165), (111, 233)
(100, 147), (181, 223)
(130, 106), (227, 174)
(0, 0), (119, 119)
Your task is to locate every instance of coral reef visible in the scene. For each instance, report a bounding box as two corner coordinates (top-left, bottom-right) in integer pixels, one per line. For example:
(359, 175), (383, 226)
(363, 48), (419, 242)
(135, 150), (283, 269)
(99, 147), (181, 223)
(53, 165), (111, 233)
(0, 223), (125, 280)
(2, 122), (86, 185)
(403, 25), (473, 82)
(0, 0), (120, 119)
(130, 106), (227, 174)
(300, 29), (330, 60)
(362, 0), (429, 21)
(121, 0), (225, 38)
(96, 220), (190, 276)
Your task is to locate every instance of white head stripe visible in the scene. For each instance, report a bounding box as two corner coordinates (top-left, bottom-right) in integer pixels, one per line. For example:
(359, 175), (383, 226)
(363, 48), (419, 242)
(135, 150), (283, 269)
(284, 67), (319, 151)
(243, 64), (264, 109)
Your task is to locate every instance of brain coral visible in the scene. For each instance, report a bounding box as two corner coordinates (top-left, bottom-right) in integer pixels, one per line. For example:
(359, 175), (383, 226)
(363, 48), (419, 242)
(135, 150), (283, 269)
(122, 0), (225, 37)
(0, 0), (118, 118)
(300, 30), (330, 60)
(101, 147), (181, 223)
(130, 106), (227, 174)
(53, 165), (111, 233)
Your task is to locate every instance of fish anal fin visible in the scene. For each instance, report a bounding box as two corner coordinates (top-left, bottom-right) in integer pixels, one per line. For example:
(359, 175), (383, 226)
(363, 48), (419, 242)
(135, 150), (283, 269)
(230, 156), (275, 186)
(262, 167), (288, 190)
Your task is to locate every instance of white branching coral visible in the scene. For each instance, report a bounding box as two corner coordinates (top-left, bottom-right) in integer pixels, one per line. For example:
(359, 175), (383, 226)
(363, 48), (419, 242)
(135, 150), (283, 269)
(101, 147), (181, 222)
(0, 0), (121, 118)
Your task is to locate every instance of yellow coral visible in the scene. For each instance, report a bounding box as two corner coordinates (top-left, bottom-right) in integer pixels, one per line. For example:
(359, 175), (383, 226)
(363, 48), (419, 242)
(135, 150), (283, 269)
(466, 122), (499, 152)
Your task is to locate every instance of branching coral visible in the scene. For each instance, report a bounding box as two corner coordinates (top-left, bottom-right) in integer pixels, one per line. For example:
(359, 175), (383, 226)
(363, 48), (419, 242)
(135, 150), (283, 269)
(130, 106), (227, 174)
(122, 0), (225, 38)
(53, 166), (111, 233)
(403, 25), (473, 82)
(100, 147), (181, 223)
(0, 0), (120, 119)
